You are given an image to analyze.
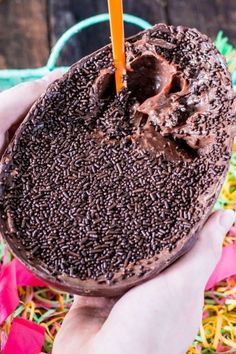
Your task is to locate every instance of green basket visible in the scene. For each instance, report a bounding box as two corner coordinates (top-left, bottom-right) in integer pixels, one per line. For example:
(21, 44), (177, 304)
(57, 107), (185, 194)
(0, 13), (152, 90)
(0, 14), (235, 89)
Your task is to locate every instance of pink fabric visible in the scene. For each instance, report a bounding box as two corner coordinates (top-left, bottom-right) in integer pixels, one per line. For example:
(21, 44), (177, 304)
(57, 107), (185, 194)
(14, 259), (46, 287)
(3, 318), (45, 354)
(206, 242), (236, 290)
(0, 259), (46, 324)
(0, 262), (18, 325)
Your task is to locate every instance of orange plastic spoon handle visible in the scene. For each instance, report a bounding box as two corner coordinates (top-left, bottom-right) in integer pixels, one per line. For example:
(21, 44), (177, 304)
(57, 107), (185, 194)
(107, 0), (126, 92)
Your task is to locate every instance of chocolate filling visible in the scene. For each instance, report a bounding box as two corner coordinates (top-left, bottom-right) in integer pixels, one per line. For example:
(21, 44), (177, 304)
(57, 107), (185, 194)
(0, 24), (235, 296)
(95, 51), (203, 161)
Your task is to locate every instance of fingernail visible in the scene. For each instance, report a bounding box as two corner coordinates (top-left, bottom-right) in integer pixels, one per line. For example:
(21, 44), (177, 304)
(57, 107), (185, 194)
(219, 209), (235, 229)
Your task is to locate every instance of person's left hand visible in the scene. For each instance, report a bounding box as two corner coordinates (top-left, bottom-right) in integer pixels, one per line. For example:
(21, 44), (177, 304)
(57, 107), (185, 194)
(0, 71), (62, 154)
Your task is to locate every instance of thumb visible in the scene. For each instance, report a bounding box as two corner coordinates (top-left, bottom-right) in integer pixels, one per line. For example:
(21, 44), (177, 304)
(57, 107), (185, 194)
(168, 209), (235, 291)
(190, 209), (235, 277)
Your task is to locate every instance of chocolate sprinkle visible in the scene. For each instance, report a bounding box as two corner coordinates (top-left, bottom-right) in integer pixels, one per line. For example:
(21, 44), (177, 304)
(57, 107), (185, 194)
(0, 24), (235, 296)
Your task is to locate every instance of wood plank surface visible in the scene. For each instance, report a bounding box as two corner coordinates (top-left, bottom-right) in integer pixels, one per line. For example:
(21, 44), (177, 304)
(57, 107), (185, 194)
(0, 0), (235, 69)
(215, 0), (236, 45)
(167, 0), (236, 46)
(48, 0), (167, 66)
(0, 0), (49, 68)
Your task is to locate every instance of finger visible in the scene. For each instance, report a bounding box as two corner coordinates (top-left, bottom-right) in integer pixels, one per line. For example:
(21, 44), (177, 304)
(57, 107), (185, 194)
(195, 209), (235, 258)
(0, 70), (62, 134)
(168, 209), (236, 291)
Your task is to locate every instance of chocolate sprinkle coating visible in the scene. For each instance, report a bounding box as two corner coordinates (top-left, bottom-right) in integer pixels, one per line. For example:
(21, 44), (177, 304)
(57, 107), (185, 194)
(0, 24), (235, 296)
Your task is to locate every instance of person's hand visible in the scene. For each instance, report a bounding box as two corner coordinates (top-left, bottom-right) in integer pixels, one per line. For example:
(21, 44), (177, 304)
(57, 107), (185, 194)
(0, 71), (62, 154)
(52, 210), (235, 354)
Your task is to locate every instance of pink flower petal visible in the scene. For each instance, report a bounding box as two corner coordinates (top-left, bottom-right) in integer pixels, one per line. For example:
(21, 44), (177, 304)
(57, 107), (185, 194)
(0, 262), (18, 324)
(0, 259), (46, 325)
(3, 318), (45, 354)
(206, 242), (236, 290)
(14, 259), (46, 287)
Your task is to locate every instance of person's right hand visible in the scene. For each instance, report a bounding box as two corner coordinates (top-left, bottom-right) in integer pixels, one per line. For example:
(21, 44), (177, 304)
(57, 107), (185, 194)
(53, 210), (235, 354)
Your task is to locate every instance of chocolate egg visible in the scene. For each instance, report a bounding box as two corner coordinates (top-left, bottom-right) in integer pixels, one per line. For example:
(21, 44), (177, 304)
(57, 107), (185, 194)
(0, 24), (235, 296)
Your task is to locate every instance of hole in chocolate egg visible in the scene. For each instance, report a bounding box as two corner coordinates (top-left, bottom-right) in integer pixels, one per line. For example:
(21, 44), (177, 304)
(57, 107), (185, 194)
(140, 114), (149, 128)
(100, 74), (116, 99)
(127, 54), (176, 104)
(171, 136), (199, 159)
(168, 75), (183, 94)
(94, 54), (178, 105)
(94, 70), (116, 100)
(127, 55), (162, 103)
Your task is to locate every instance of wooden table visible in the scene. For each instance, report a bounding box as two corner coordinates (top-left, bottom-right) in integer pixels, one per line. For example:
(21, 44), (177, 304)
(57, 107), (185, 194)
(0, 0), (236, 69)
